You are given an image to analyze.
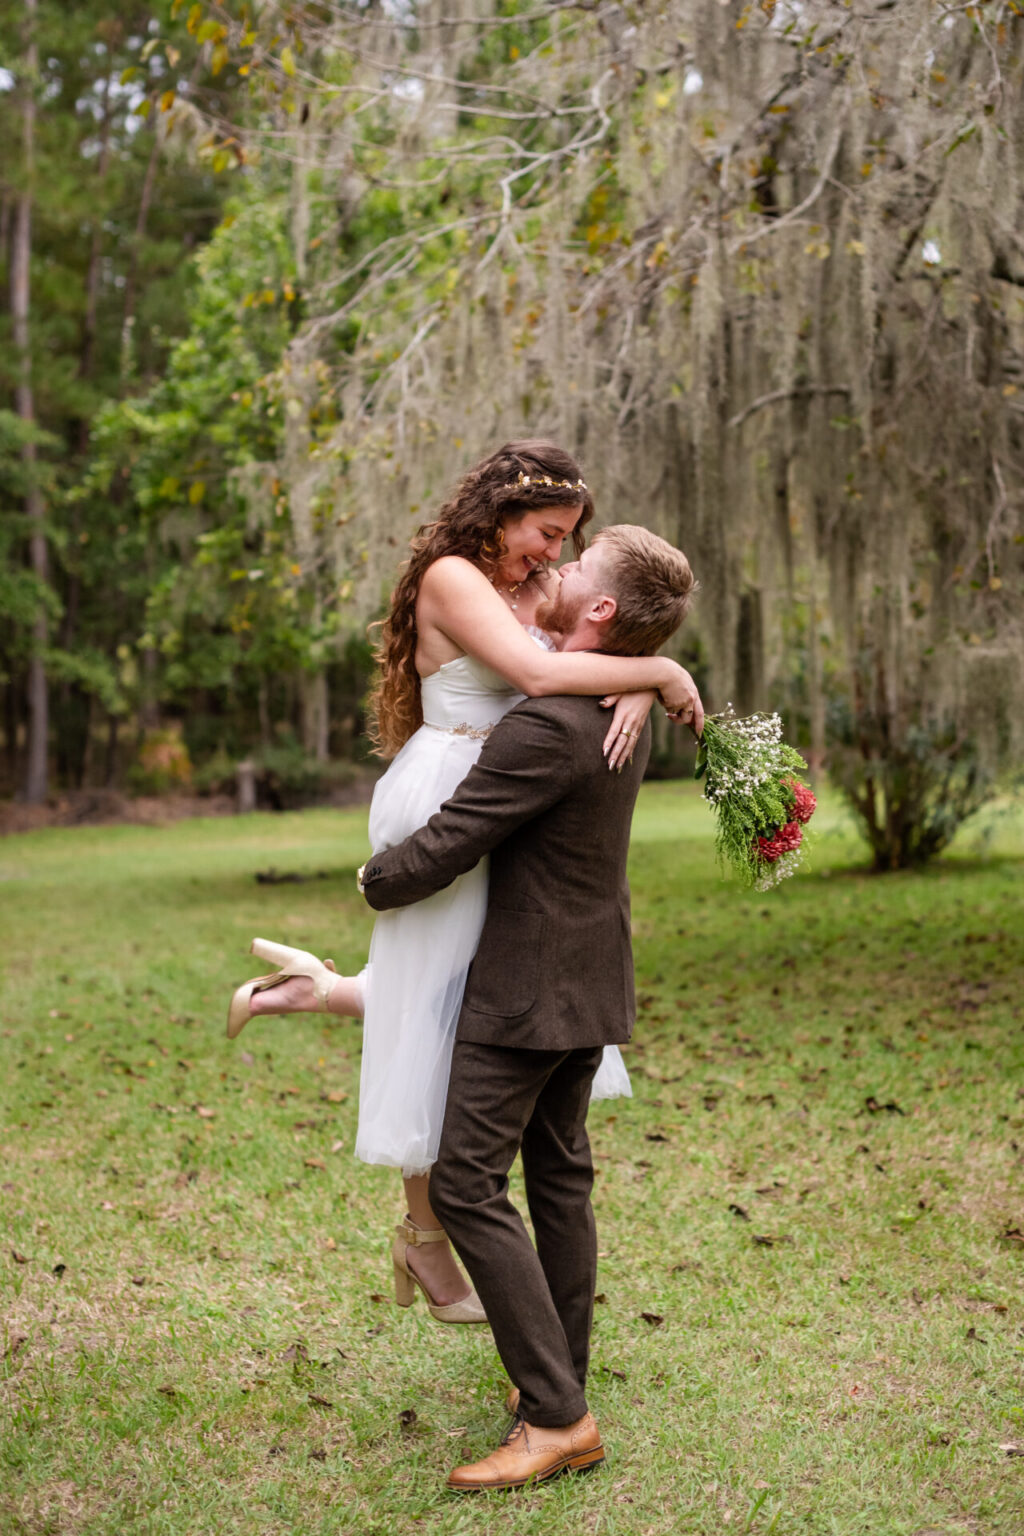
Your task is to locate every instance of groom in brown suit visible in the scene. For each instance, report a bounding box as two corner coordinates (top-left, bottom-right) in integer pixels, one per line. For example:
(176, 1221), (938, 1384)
(360, 526), (700, 1490)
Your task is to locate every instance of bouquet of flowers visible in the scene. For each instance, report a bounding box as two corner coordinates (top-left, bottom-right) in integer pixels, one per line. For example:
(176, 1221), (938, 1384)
(695, 706), (817, 890)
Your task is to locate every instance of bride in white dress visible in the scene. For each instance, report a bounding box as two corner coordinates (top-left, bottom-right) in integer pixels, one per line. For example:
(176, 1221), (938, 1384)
(227, 440), (702, 1320)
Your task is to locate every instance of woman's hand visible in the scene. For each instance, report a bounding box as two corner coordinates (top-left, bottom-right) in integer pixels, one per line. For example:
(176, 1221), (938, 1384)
(600, 691), (657, 770)
(658, 660), (705, 735)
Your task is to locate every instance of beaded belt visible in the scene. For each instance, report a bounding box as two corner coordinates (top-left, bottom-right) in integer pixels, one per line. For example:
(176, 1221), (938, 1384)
(424, 720), (495, 742)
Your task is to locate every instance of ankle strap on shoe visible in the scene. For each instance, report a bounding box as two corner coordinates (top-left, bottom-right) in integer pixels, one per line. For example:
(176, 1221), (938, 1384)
(397, 1218), (449, 1247)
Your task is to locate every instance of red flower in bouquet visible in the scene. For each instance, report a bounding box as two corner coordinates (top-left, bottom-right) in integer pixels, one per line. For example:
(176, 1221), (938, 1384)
(757, 820), (803, 863)
(786, 778), (817, 825)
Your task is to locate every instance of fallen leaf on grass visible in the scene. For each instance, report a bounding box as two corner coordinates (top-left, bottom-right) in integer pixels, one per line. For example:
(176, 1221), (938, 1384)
(304, 1158), (326, 1171)
(398, 1408), (417, 1430)
(11, 1250), (29, 1265)
(997, 1227), (1024, 1251)
(131, 1275), (146, 1286)
(999, 1442), (1024, 1456)
(5, 1335), (27, 1359)
(156, 1384), (178, 1397)
(324, 1090), (347, 1104)
(640, 1312), (664, 1327)
(195, 1106), (215, 1120)
(966, 1326), (988, 1344)
(323, 1237), (337, 1251)
(728, 1203), (750, 1221)
(330, 1140), (344, 1154)
(594, 1293), (607, 1304)
(309, 1448), (327, 1462)
(753, 1233), (793, 1247)
(308, 1393), (333, 1408)
(865, 1096), (906, 1115)
(645, 1132), (669, 1143)
(598, 1366), (627, 1380)
(369, 1292), (386, 1304)
(281, 1343), (308, 1363)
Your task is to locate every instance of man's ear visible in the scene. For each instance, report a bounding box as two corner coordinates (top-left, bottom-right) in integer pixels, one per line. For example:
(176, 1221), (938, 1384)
(588, 593), (617, 626)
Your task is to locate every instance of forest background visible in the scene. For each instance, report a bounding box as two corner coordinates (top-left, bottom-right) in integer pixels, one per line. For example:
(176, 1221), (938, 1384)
(2, 0), (1023, 870)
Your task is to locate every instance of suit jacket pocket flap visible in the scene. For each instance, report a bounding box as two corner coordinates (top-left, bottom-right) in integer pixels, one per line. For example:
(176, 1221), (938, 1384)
(463, 908), (542, 1018)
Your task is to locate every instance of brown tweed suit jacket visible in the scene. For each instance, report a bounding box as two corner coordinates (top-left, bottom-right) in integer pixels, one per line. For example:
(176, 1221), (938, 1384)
(360, 694), (651, 1052)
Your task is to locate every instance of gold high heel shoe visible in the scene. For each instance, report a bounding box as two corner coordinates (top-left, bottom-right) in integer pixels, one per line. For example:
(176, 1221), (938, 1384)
(226, 938), (340, 1040)
(392, 1217), (488, 1324)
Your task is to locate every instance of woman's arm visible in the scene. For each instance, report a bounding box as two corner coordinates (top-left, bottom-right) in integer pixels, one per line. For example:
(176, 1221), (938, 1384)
(418, 556), (703, 727)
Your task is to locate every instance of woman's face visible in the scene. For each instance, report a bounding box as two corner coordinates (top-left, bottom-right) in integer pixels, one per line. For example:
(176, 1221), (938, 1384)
(497, 504), (582, 585)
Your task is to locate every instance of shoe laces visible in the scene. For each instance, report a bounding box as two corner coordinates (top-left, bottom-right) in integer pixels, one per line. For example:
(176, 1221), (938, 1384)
(500, 1413), (527, 1449)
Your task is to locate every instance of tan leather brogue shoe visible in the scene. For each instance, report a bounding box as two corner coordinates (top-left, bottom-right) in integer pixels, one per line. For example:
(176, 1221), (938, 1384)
(446, 1412), (604, 1491)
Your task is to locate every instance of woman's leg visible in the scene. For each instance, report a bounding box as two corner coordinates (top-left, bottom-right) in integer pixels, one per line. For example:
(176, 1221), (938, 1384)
(248, 967), (364, 1019)
(402, 1172), (473, 1307)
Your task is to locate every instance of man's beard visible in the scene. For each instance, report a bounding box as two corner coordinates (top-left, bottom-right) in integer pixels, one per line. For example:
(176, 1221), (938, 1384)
(535, 585), (587, 639)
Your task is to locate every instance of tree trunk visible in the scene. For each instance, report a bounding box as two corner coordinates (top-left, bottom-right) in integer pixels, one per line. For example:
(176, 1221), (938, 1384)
(300, 671), (329, 762)
(120, 127), (160, 386)
(285, 104), (330, 762)
(79, 67), (113, 425)
(12, 0), (47, 804)
(104, 710), (119, 788)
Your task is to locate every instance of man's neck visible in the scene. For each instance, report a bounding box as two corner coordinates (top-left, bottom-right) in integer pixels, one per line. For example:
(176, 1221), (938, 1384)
(556, 621), (604, 653)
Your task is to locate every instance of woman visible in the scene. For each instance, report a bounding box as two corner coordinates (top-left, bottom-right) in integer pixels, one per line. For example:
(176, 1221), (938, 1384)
(228, 441), (699, 1321)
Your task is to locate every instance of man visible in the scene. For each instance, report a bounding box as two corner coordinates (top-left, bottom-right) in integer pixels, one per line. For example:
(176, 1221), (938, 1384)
(360, 525), (701, 1491)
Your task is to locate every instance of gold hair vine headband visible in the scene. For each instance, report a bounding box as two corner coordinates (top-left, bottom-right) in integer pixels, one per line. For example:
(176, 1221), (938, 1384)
(505, 471), (587, 493)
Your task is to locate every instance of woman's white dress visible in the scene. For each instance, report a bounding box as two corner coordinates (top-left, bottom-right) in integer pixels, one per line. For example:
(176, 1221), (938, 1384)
(355, 649), (632, 1177)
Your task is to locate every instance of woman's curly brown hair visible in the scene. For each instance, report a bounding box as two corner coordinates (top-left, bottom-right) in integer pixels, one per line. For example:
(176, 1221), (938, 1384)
(368, 440), (594, 758)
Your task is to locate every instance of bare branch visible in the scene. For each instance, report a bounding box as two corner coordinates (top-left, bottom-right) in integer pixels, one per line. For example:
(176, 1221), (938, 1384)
(727, 386), (852, 431)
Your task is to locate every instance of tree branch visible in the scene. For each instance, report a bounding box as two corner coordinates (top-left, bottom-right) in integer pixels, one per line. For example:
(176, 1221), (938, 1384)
(727, 385), (852, 431)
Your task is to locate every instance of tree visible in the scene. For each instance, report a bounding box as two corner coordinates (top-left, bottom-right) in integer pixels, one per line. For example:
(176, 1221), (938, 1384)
(8, 0), (48, 802)
(0, 0), (231, 792)
(182, 0), (1021, 862)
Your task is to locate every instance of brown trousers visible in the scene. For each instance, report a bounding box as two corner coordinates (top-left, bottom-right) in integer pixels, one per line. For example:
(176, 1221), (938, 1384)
(429, 1040), (604, 1428)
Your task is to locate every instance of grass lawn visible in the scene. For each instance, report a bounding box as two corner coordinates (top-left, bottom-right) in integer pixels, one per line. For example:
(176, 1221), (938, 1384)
(2, 784), (1023, 1535)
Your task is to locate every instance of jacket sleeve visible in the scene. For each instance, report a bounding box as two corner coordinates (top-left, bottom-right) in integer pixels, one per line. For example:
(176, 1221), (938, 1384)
(361, 700), (575, 911)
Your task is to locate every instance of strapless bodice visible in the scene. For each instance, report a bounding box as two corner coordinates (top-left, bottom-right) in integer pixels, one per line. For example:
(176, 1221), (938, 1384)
(420, 653), (524, 733)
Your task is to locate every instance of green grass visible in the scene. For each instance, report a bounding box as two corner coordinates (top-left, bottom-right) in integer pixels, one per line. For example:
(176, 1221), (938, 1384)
(2, 785), (1023, 1535)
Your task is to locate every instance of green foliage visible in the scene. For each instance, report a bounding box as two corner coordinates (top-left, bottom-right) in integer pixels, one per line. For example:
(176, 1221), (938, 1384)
(251, 737), (356, 809)
(0, 0), (233, 789)
(827, 699), (997, 871)
(89, 193), (308, 708)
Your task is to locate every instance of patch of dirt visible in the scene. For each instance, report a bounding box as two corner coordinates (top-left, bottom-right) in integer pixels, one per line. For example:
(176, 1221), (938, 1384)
(0, 790), (237, 836)
(0, 779), (379, 837)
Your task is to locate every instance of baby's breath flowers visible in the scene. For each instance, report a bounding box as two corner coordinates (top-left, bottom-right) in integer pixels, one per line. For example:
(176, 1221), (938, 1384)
(695, 706), (816, 890)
